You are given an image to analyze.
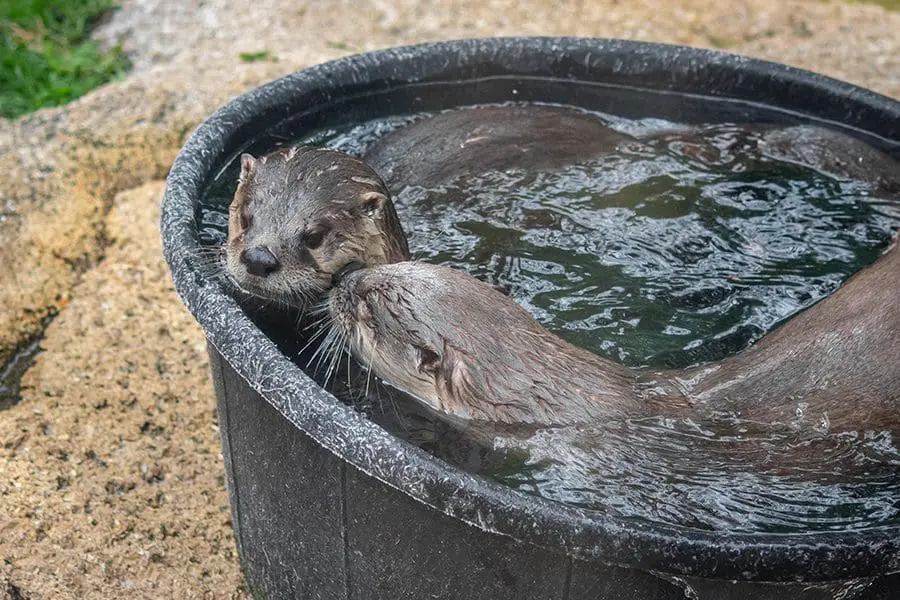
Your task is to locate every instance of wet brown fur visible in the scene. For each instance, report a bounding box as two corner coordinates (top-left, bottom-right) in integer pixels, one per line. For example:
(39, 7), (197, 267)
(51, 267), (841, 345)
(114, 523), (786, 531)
(365, 104), (633, 190)
(330, 240), (898, 430)
(330, 262), (690, 425)
(225, 146), (409, 307)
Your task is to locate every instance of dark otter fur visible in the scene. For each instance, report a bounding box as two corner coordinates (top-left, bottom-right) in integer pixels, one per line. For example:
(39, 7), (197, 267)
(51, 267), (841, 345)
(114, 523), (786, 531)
(760, 126), (900, 195)
(684, 234), (900, 430)
(648, 124), (900, 197)
(329, 238), (898, 430)
(225, 147), (409, 308)
(365, 104), (634, 190)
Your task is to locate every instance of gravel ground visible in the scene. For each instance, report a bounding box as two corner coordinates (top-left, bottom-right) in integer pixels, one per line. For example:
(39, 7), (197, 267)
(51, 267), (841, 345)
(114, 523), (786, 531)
(1, 1), (898, 598)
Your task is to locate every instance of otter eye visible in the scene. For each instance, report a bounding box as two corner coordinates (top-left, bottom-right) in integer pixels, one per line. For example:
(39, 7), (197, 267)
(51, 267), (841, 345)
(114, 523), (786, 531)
(304, 225), (330, 250)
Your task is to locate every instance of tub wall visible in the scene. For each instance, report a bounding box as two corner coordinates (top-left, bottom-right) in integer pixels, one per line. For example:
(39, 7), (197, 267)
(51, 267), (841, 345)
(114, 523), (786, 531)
(208, 343), (685, 599)
(208, 343), (900, 599)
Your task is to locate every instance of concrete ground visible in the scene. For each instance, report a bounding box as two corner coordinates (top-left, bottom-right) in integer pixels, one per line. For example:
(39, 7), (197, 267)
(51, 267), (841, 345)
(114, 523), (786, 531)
(0, 1), (898, 598)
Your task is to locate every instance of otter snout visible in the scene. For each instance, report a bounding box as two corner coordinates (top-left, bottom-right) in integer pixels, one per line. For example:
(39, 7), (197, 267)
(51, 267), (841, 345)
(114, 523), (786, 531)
(240, 245), (281, 277)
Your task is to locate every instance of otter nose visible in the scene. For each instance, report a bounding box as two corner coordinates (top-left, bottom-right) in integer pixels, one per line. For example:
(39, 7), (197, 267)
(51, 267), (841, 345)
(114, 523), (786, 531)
(240, 246), (281, 277)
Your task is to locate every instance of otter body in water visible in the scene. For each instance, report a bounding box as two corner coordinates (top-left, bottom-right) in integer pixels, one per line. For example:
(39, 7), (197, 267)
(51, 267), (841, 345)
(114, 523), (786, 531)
(365, 104), (635, 190)
(685, 233), (900, 430)
(325, 258), (656, 426)
(329, 238), (899, 431)
(646, 123), (900, 197)
(328, 261), (669, 426)
(220, 106), (898, 433)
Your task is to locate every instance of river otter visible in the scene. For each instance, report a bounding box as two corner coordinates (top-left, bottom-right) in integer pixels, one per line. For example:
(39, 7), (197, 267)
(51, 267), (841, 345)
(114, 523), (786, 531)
(646, 123), (900, 197)
(225, 146), (409, 308)
(365, 104), (635, 190)
(328, 235), (898, 431)
(327, 260), (685, 426)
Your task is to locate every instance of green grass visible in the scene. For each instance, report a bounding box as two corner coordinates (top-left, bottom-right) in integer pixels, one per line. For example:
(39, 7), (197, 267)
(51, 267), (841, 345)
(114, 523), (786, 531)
(1, 0), (130, 119)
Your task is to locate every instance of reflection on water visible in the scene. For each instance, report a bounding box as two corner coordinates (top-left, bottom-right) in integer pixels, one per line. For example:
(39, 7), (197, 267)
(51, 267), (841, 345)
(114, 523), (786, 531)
(198, 105), (900, 534)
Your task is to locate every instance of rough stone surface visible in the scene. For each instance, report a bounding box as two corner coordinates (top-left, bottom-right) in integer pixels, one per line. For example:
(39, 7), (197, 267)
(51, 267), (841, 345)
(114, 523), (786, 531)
(0, 1), (897, 598)
(2, 183), (243, 599)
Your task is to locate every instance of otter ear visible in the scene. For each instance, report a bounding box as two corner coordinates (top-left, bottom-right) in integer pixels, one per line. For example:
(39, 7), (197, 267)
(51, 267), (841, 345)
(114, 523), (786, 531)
(360, 191), (388, 217)
(417, 345), (441, 376)
(433, 345), (482, 418)
(239, 153), (257, 183)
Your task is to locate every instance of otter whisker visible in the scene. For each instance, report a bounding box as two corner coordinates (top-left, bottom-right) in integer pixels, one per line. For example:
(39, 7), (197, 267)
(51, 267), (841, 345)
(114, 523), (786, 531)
(188, 245), (228, 274)
(345, 337), (354, 396)
(191, 256), (226, 270)
(318, 323), (349, 389)
(300, 302), (336, 358)
(294, 310), (306, 331)
(205, 263), (253, 299)
(298, 318), (333, 359)
(301, 309), (332, 336)
(335, 336), (349, 389)
(385, 387), (410, 433)
(307, 301), (331, 320)
(323, 328), (347, 389)
(308, 324), (339, 374)
(192, 244), (226, 256)
(363, 336), (379, 401)
(221, 276), (280, 305)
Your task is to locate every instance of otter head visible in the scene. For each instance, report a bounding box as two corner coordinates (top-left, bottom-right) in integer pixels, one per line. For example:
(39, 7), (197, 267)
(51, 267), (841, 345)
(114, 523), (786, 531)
(225, 147), (410, 308)
(328, 262), (449, 412)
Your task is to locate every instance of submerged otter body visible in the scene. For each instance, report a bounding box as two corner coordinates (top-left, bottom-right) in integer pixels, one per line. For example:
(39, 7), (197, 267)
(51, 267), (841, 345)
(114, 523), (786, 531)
(685, 234), (900, 430)
(329, 241), (899, 431)
(759, 126), (900, 195)
(365, 104), (635, 190)
(647, 123), (900, 198)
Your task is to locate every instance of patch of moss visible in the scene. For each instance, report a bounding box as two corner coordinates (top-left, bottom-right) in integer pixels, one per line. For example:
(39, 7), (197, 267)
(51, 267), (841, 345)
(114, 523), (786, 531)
(239, 50), (272, 62)
(0, 0), (130, 119)
(707, 35), (738, 49)
(852, 0), (900, 10)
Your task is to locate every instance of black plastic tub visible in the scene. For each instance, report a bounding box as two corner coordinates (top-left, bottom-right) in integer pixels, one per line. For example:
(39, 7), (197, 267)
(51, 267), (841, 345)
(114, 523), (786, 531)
(161, 38), (900, 599)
